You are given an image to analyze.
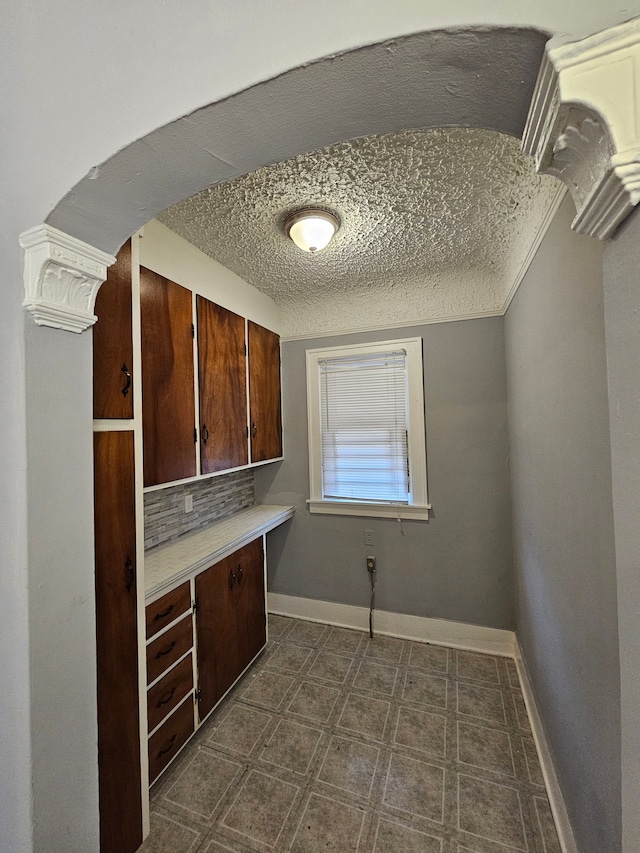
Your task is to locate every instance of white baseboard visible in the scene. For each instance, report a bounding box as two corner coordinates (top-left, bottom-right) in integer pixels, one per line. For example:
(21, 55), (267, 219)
(515, 643), (578, 853)
(267, 592), (516, 657)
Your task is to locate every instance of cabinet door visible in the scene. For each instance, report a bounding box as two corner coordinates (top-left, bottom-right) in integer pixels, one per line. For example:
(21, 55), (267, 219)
(233, 539), (266, 671)
(93, 239), (133, 419)
(140, 267), (196, 486)
(248, 321), (282, 462)
(195, 555), (240, 719)
(197, 296), (248, 473)
(94, 430), (142, 853)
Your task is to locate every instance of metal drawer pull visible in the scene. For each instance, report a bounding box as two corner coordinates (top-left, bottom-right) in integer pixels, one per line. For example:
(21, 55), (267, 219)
(156, 687), (176, 708)
(157, 734), (177, 758)
(121, 363), (131, 398)
(201, 424), (209, 445)
(237, 565), (243, 582)
(229, 569), (236, 588)
(250, 422), (257, 438)
(153, 604), (174, 621)
(155, 641), (176, 659)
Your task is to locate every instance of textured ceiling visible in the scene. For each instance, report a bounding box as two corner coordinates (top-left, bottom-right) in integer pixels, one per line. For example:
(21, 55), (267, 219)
(158, 128), (560, 337)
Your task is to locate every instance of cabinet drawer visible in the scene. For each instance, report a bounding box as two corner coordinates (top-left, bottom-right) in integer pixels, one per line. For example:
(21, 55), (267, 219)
(146, 615), (193, 684)
(148, 697), (194, 784)
(146, 582), (191, 639)
(147, 654), (193, 733)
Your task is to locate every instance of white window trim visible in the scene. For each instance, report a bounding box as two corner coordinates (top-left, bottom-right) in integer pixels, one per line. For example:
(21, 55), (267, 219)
(305, 337), (430, 520)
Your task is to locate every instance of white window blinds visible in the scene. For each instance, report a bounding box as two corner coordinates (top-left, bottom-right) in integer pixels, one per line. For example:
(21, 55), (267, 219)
(319, 349), (409, 504)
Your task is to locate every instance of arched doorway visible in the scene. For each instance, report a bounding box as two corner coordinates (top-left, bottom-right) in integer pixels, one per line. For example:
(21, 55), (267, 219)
(18, 22), (558, 850)
(48, 27), (548, 254)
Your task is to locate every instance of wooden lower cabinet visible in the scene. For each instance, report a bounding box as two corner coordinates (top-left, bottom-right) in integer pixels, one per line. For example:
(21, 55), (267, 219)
(234, 540), (267, 672)
(94, 430), (142, 853)
(147, 654), (194, 732)
(145, 537), (266, 782)
(195, 538), (265, 720)
(146, 615), (193, 685)
(148, 697), (195, 783)
(146, 580), (191, 639)
(194, 553), (239, 719)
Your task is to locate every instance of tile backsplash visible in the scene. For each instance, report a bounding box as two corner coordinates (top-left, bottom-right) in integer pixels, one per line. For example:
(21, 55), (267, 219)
(144, 470), (255, 550)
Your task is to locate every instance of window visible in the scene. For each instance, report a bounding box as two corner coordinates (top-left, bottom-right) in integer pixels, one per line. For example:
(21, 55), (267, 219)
(306, 337), (430, 519)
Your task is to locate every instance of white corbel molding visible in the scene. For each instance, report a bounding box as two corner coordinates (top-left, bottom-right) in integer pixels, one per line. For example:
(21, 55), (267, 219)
(20, 224), (115, 333)
(523, 17), (640, 239)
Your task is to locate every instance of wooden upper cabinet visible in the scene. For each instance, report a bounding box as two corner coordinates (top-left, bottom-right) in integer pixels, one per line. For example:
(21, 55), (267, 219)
(93, 239), (133, 419)
(94, 430), (142, 853)
(140, 267), (196, 487)
(197, 296), (248, 473)
(248, 321), (282, 463)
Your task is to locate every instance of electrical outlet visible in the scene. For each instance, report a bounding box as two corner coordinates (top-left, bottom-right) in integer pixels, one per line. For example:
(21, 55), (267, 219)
(366, 556), (376, 572)
(184, 494), (193, 513)
(364, 529), (374, 546)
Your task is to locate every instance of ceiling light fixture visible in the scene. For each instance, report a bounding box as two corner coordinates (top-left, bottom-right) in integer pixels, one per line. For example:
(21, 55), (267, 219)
(284, 209), (340, 253)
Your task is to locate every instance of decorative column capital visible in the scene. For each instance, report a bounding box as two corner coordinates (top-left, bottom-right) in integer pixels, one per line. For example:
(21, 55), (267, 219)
(20, 224), (115, 333)
(523, 17), (640, 239)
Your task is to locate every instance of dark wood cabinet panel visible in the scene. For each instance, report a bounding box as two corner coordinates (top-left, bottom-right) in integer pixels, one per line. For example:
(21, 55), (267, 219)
(93, 239), (133, 419)
(233, 539), (266, 671)
(147, 654), (194, 733)
(248, 321), (282, 463)
(146, 615), (193, 685)
(195, 555), (240, 719)
(145, 582), (191, 640)
(140, 267), (196, 487)
(195, 538), (266, 722)
(94, 430), (142, 853)
(197, 296), (248, 473)
(148, 697), (194, 784)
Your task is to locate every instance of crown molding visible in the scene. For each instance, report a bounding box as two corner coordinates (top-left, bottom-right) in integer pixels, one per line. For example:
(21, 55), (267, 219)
(280, 310), (504, 342)
(522, 17), (640, 239)
(20, 225), (115, 333)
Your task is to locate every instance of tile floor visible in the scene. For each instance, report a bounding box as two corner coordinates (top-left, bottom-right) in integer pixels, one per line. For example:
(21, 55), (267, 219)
(139, 616), (561, 853)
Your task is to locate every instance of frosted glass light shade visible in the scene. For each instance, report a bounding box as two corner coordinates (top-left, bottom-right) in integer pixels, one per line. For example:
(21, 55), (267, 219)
(285, 209), (339, 253)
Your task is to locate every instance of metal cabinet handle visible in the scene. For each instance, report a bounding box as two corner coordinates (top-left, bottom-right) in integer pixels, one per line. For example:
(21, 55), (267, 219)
(250, 422), (257, 438)
(155, 641), (176, 659)
(201, 424), (209, 445)
(156, 687), (176, 708)
(229, 569), (236, 588)
(121, 363), (131, 398)
(153, 604), (174, 621)
(125, 558), (134, 592)
(237, 564), (243, 583)
(157, 734), (177, 758)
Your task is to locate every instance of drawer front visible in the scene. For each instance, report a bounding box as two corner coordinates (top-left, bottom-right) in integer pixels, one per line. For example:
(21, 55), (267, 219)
(148, 696), (194, 784)
(146, 582), (191, 639)
(146, 615), (193, 684)
(147, 653), (194, 733)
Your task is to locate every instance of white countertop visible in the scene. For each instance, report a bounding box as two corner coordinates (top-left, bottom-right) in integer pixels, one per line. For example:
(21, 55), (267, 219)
(144, 504), (295, 601)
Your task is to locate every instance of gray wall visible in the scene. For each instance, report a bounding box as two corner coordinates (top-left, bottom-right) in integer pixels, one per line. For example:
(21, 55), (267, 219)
(505, 195), (621, 852)
(602, 208), (640, 852)
(255, 317), (514, 630)
(0, 239), (33, 853)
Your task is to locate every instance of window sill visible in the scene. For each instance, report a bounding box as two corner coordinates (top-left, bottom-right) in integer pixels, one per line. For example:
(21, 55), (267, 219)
(306, 499), (431, 520)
